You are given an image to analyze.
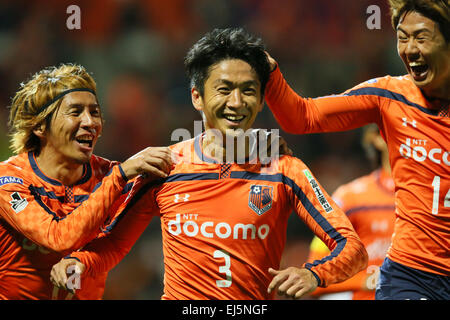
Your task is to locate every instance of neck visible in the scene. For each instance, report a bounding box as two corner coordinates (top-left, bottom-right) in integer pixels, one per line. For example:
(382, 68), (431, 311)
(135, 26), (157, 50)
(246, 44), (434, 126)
(202, 131), (252, 163)
(35, 149), (85, 185)
(422, 80), (450, 102)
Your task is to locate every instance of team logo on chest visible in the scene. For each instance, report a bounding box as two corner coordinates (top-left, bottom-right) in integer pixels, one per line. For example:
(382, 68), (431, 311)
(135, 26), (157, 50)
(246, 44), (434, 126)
(248, 185), (273, 215)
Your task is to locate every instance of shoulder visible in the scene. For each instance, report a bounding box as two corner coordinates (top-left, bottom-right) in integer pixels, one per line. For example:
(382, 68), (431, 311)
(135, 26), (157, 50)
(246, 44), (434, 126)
(345, 74), (413, 93)
(267, 155), (309, 175)
(265, 155), (316, 187)
(0, 153), (30, 179)
(90, 154), (117, 178)
(0, 154), (31, 192)
(169, 137), (196, 165)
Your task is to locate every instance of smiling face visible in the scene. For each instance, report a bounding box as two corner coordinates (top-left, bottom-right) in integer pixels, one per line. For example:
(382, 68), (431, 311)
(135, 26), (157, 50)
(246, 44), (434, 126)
(37, 91), (102, 165)
(192, 59), (263, 140)
(396, 11), (450, 98)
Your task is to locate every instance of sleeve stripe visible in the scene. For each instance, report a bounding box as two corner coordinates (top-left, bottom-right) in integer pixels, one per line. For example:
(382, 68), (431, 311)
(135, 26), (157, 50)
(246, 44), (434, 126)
(29, 185), (67, 222)
(228, 171), (348, 271)
(156, 170), (349, 276)
(102, 179), (162, 233)
(344, 87), (437, 116)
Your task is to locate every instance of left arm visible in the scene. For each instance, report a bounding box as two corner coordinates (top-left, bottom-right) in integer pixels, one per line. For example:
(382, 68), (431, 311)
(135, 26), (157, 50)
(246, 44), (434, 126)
(268, 159), (368, 298)
(51, 178), (160, 289)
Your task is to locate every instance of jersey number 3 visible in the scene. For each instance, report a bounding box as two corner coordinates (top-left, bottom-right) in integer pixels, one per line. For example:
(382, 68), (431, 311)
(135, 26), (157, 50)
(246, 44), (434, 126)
(213, 250), (232, 288)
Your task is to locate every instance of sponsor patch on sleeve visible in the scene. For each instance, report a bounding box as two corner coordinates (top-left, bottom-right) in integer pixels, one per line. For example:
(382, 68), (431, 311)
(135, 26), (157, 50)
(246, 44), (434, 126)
(0, 176), (24, 186)
(302, 169), (333, 213)
(9, 192), (28, 213)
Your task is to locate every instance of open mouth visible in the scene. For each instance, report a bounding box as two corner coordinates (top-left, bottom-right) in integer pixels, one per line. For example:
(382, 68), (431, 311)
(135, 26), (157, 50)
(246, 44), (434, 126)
(75, 134), (94, 148)
(223, 114), (246, 124)
(409, 62), (429, 81)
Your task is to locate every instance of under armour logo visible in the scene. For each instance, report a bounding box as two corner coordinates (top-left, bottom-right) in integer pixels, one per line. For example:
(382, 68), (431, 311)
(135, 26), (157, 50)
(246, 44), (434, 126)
(174, 194), (190, 203)
(402, 117), (417, 128)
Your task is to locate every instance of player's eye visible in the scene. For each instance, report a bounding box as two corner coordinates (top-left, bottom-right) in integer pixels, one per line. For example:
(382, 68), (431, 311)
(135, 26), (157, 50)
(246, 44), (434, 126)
(243, 87), (256, 95)
(90, 107), (101, 117)
(218, 87), (231, 94)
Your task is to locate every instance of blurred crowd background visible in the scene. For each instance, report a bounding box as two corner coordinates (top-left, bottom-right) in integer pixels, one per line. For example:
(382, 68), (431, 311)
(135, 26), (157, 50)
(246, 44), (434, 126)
(0, 0), (405, 299)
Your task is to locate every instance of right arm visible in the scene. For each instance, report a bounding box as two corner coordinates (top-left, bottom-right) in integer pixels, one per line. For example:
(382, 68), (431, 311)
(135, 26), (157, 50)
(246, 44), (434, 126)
(264, 55), (383, 134)
(50, 178), (159, 290)
(0, 147), (172, 253)
(0, 164), (129, 253)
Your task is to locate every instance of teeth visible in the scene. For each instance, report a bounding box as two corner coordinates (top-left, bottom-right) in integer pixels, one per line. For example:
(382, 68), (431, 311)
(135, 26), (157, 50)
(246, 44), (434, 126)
(77, 135), (93, 141)
(409, 62), (424, 67)
(224, 115), (245, 121)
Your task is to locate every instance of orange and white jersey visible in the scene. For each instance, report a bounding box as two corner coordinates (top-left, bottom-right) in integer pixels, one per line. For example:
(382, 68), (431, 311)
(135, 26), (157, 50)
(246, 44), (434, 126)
(308, 169), (396, 300)
(81, 135), (367, 300)
(0, 152), (130, 299)
(266, 67), (450, 276)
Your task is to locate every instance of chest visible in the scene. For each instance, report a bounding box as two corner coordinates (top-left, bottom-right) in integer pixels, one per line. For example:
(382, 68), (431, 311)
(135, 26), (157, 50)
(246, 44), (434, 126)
(155, 173), (291, 238)
(382, 103), (450, 176)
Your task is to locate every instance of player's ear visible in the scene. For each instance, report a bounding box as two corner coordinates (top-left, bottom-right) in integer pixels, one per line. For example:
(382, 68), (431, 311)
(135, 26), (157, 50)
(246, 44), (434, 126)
(191, 87), (203, 112)
(33, 122), (46, 139)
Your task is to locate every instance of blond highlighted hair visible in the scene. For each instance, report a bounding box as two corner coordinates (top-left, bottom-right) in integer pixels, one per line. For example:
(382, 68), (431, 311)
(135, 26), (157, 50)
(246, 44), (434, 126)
(388, 0), (449, 41)
(8, 64), (97, 155)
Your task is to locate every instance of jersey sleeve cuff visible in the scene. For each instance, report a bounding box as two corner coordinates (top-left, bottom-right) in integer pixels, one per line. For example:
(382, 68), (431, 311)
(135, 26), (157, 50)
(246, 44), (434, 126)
(304, 265), (322, 287)
(63, 255), (81, 262)
(117, 164), (128, 182)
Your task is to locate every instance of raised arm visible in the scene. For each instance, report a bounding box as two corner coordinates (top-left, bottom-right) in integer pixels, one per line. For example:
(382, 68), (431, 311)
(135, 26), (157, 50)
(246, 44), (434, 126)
(264, 54), (382, 134)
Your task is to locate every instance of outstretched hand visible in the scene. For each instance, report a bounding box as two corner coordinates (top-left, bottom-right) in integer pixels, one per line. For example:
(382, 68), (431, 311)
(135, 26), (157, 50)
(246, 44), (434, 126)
(267, 267), (318, 299)
(264, 51), (278, 72)
(121, 146), (174, 181)
(50, 257), (86, 294)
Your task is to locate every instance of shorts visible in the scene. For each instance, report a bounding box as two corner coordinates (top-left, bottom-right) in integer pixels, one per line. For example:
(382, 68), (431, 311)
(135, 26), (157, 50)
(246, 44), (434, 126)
(375, 257), (450, 300)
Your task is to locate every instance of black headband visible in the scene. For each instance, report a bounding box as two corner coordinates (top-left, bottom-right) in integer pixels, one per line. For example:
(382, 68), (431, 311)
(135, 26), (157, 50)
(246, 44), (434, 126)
(35, 88), (96, 114)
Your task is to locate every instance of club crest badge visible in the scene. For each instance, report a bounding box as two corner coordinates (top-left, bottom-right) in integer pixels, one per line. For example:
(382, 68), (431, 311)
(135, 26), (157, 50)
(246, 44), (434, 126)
(9, 192), (28, 213)
(248, 185), (273, 215)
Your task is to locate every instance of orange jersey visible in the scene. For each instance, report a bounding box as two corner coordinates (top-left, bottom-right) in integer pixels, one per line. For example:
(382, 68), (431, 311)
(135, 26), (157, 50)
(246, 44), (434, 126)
(74, 135), (368, 300)
(0, 151), (130, 299)
(308, 169), (395, 299)
(266, 67), (450, 276)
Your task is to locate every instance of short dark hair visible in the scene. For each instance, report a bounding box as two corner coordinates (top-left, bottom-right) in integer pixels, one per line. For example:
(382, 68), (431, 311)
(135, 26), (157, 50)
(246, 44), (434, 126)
(184, 28), (271, 97)
(389, 0), (449, 42)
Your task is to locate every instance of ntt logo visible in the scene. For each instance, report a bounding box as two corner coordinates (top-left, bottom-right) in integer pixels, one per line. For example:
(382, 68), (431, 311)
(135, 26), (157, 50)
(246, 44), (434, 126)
(168, 214), (270, 240)
(399, 138), (450, 165)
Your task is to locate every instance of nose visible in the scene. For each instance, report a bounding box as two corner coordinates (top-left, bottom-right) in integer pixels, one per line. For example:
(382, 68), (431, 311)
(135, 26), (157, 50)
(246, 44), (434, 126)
(227, 89), (244, 109)
(79, 109), (99, 132)
(404, 38), (420, 59)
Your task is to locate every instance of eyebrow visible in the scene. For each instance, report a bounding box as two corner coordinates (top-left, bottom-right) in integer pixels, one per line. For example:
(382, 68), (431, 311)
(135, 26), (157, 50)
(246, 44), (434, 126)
(396, 26), (433, 35)
(66, 103), (100, 110)
(213, 79), (259, 87)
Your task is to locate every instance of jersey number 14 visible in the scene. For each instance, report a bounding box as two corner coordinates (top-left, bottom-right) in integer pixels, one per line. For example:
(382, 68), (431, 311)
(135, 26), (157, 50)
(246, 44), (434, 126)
(431, 176), (450, 215)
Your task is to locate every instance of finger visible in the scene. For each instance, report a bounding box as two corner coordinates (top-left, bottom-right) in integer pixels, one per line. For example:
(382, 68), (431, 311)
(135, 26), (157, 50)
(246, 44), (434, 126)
(277, 277), (297, 295)
(142, 151), (173, 170)
(51, 265), (67, 289)
(267, 270), (289, 294)
(285, 282), (304, 298)
(141, 165), (170, 179)
(268, 268), (279, 275)
(146, 150), (176, 173)
(50, 267), (58, 286)
(294, 287), (311, 300)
